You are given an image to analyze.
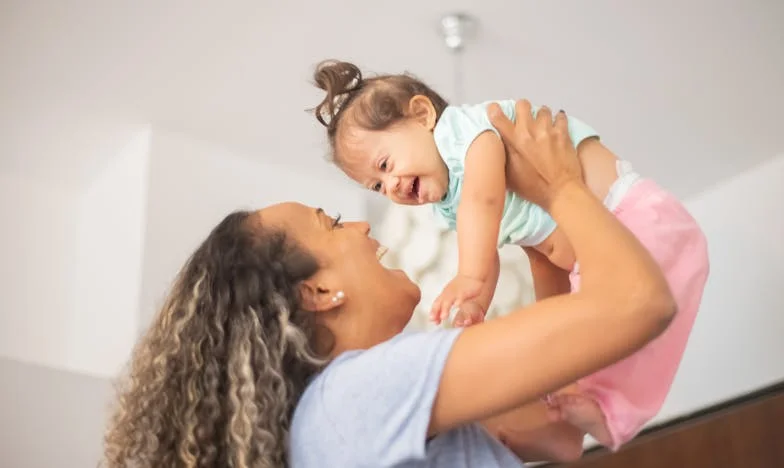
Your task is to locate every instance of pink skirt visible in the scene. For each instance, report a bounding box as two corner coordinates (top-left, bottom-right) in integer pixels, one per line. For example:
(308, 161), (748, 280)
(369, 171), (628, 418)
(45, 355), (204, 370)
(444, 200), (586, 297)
(570, 179), (710, 450)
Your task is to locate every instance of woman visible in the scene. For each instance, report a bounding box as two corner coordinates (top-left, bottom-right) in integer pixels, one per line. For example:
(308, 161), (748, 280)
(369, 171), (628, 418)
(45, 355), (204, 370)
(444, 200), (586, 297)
(103, 102), (675, 467)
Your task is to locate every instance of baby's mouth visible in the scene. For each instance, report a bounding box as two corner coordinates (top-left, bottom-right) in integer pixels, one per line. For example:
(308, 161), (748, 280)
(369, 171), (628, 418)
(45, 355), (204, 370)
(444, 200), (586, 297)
(376, 245), (388, 260)
(410, 177), (420, 201)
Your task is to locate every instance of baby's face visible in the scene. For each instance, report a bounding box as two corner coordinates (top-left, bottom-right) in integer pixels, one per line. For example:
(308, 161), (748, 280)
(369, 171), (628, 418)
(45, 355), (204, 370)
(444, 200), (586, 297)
(338, 119), (449, 206)
(535, 228), (576, 272)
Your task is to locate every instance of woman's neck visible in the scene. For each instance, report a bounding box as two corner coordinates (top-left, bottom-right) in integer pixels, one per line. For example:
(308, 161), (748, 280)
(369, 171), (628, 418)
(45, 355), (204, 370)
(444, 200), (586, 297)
(317, 305), (402, 358)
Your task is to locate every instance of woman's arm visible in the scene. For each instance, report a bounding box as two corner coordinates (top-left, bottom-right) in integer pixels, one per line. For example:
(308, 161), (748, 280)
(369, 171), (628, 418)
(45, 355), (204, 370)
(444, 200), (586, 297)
(482, 248), (580, 463)
(428, 102), (675, 436)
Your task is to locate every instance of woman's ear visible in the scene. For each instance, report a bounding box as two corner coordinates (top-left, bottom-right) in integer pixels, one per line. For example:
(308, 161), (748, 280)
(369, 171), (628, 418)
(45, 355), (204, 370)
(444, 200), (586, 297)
(299, 280), (346, 313)
(408, 95), (437, 131)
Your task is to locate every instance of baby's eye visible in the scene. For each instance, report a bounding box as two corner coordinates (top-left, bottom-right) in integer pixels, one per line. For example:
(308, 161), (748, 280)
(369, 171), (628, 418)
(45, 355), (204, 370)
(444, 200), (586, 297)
(371, 182), (382, 192)
(331, 214), (343, 228)
(379, 160), (388, 171)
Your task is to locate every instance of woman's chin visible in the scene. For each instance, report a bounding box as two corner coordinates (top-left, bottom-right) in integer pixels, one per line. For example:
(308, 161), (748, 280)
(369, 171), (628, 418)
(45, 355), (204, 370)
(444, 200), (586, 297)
(406, 282), (423, 308)
(376, 248), (421, 307)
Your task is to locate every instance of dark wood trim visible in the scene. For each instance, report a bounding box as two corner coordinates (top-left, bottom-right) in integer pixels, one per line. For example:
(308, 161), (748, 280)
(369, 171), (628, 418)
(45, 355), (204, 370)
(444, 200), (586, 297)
(602, 380), (784, 449)
(546, 380), (784, 467)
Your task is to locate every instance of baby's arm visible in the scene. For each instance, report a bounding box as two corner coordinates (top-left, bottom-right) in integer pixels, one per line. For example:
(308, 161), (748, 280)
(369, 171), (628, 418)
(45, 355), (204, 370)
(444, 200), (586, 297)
(458, 131), (506, 284)
(432, 132), (506, 322)
(451, 254), (499, 327)
(473, 252), (500, 313)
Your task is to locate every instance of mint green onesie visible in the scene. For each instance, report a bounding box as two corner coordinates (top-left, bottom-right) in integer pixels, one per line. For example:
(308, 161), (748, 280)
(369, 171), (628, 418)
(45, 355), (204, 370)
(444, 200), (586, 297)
(432, 100), (599, 247)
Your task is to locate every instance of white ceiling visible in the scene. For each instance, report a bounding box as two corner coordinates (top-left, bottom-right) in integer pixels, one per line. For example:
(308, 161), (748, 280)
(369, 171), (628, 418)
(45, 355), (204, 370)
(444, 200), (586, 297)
(1, 0), (782, 197)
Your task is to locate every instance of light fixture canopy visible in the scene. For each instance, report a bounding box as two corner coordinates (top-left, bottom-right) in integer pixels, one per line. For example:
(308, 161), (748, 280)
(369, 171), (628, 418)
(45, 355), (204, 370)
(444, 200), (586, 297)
(439, 12), (478, 52)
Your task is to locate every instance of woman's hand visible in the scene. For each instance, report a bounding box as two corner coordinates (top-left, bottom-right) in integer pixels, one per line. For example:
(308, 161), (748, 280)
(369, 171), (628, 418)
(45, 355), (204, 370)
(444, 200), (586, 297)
(487, 100), (583, 210)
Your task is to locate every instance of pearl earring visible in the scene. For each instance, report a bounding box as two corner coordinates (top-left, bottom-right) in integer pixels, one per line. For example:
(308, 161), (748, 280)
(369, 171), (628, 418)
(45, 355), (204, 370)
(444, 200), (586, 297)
(332, 290), (345, 303)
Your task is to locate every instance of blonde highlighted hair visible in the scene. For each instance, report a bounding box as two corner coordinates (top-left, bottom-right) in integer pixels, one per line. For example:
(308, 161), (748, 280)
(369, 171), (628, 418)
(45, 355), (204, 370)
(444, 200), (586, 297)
(104, 211), (325, 467)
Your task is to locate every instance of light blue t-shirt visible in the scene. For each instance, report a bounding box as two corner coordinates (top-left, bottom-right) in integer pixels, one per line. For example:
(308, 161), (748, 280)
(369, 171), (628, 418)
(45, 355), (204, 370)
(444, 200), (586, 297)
(433, 100), (599, 247)
(289, 329), (525, 467)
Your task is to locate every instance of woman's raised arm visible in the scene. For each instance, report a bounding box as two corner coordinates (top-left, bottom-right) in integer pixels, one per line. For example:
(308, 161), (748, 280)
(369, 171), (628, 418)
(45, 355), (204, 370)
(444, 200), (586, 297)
(428, 101), (675, 435)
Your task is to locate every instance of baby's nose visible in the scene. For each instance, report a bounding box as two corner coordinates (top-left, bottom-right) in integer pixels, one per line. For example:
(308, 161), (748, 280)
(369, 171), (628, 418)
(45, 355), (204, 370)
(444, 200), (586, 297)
(389, 176), (403, 195)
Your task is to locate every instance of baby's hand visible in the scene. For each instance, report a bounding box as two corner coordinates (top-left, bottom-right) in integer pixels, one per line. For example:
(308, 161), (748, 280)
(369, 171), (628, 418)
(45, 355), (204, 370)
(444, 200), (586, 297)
(430, 274), (484, 324)
(451, 301), (486, 327)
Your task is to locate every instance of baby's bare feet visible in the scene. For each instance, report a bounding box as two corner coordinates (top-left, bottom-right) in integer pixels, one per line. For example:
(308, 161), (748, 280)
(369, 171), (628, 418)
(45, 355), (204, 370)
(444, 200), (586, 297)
(451, 302), (486, 327)
(547, 393), (614, 448)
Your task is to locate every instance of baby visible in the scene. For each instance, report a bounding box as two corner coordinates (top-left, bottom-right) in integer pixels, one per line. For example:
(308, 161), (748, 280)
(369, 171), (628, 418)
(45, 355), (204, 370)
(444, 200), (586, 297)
(310, 60), (709, 455)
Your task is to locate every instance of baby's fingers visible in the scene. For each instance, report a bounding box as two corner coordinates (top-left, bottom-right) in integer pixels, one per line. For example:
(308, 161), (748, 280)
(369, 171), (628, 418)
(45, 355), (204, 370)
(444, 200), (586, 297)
(430, 297), (444, 324)
(440, 297), (460, 324)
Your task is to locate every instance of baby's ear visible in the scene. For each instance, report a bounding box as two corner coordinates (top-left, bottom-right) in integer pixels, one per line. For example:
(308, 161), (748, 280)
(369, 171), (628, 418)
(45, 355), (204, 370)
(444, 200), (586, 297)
(408, 95), (437, 131)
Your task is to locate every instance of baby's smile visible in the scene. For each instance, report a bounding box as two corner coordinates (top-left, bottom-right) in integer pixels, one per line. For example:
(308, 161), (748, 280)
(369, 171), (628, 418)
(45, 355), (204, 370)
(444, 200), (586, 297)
(409, 177), (421, 202)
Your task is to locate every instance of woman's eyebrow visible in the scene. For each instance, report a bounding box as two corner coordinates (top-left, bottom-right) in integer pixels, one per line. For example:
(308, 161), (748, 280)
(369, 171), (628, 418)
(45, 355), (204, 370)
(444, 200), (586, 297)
(314, 207), (327, 226)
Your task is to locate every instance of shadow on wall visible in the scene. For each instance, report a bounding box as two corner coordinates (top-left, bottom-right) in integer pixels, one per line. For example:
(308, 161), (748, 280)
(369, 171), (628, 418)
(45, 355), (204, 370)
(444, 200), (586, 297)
(0, 357), (112, 468)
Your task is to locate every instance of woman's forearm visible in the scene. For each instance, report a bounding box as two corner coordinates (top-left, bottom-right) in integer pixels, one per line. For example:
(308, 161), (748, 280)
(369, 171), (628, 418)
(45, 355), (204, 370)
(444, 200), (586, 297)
(430, 182), (675, 435)
(548, 181), (673, 316)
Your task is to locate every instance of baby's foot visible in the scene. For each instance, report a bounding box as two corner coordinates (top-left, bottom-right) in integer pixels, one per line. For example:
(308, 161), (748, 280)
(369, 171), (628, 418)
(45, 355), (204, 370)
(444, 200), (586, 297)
(451, 302), (486, 327)
(547, 393), (614, 448)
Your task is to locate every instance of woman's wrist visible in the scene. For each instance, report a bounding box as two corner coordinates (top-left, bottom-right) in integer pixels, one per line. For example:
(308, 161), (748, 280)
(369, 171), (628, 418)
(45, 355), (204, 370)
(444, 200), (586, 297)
(544, 179), (588, 217)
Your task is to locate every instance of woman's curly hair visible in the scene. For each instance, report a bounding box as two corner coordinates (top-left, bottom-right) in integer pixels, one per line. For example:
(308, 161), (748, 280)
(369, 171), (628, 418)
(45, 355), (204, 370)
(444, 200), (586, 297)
(103, 210), (325, 467)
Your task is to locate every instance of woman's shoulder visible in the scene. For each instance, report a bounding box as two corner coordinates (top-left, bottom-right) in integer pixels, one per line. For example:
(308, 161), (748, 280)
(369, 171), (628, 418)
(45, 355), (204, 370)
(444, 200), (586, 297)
(297, 329), (461, 409)
(288, 350), (364, 465)
(289, 329), (463, 466)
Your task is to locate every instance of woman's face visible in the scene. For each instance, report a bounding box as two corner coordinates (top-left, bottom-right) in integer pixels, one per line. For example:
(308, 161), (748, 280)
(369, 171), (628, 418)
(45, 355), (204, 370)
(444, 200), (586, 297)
(257, 202), (421, 348)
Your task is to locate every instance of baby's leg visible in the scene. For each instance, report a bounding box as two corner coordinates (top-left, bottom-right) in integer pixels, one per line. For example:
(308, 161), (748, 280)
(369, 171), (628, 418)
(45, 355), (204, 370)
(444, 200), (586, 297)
(570, 180), (710, 450)
(547, 392), (614, 448)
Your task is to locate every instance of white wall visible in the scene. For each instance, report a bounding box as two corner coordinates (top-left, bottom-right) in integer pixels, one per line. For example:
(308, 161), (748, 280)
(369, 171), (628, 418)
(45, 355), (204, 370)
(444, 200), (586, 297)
(0, 171), (81, 372)
(0, 123), (365, 379)
(0, 129), (150, 379)
(69, 128), (151, 377)
(0, 357), (112, 468)
(139, 129), (367, 327)
(655, 153), (784, 423)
